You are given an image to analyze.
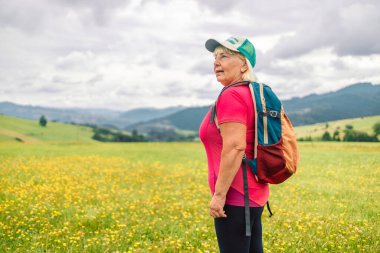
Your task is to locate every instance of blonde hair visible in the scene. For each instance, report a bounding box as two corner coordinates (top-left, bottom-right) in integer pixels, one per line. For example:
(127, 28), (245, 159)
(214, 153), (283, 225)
(213, 46), (257, 82)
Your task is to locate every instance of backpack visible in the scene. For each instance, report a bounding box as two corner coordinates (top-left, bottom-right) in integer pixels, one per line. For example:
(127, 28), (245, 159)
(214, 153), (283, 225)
(211, 81), (300, 236)
(245, 82), (299, 184)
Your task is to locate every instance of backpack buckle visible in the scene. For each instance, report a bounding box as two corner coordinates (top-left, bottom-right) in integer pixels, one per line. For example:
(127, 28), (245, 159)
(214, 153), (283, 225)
(269, 110), (278, 118)
(267, 111), (281, 119)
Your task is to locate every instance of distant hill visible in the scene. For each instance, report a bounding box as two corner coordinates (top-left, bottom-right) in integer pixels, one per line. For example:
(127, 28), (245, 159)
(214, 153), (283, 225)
(0, 114), (95, 143)
(0, 102), (184, 130)
(126, 107), (210, 132)
(127, 82), (380, 132)
(119, 106), (185, 125)
(284, 82), (380, 126)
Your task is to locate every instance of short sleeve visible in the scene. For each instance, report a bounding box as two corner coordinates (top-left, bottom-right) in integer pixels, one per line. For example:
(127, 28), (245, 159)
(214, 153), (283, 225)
(216, 88), (248, 125)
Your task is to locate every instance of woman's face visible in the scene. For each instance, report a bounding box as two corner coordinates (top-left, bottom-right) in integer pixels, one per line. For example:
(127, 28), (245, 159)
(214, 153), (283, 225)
(214, 51), (246, 86)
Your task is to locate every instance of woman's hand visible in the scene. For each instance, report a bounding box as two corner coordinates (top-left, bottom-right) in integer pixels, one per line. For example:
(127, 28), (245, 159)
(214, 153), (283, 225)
(209, 194), (227, 218)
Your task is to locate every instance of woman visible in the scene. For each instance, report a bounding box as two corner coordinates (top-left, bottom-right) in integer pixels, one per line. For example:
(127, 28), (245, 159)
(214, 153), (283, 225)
(199, 37), (269, 253)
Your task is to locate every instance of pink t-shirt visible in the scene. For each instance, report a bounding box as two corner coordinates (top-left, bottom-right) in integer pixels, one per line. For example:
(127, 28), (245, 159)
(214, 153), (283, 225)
(199, 84), (269, 207)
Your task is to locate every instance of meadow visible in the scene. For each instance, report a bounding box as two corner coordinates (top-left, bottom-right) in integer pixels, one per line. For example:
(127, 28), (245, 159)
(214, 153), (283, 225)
(0, 141), (379, 252)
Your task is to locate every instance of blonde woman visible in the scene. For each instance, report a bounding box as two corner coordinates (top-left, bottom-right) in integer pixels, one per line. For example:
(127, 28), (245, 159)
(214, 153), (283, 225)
(199, 37), (269, 253)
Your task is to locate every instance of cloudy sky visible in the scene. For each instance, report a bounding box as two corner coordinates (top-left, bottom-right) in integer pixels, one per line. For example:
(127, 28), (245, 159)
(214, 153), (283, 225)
(1, 0), (379, 111)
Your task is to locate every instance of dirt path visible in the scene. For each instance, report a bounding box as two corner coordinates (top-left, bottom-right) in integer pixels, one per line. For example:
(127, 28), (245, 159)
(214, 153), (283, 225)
(0, 127), (41, 143)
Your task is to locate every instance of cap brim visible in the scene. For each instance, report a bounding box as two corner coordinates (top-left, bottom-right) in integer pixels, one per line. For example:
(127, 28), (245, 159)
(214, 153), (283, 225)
(205, 39), (221, 52)
(205, 38), (239, 53)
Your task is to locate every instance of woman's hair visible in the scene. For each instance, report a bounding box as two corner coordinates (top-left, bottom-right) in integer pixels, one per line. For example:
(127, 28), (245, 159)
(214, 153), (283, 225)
(213, 46), (257, 82)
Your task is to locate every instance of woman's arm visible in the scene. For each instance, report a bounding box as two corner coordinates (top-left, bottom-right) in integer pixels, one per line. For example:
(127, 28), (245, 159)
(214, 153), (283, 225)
(209, 122), (246, 218)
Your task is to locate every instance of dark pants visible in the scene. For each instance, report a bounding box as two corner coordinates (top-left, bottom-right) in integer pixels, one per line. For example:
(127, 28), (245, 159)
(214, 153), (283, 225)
(214, 204), (264, 253)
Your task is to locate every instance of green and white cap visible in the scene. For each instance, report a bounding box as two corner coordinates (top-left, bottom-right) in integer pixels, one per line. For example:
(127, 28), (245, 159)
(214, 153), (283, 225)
(205, 36), (256, 68)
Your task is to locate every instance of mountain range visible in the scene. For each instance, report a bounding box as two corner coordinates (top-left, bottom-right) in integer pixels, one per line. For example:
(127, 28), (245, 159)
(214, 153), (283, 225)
(126, 82), (380, 132)
(0, 102), (184, 130)
(1, 82), (379, 132)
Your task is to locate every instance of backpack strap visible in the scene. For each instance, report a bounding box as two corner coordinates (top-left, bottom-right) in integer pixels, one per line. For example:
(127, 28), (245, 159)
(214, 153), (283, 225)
(210, 103), (220, 130)
(248, 83), (258, 159)
(259, 83), (269, 144)
(266, 201), (273, 217)
(242, 154), (251, 236)
(210, 81), (250, 130)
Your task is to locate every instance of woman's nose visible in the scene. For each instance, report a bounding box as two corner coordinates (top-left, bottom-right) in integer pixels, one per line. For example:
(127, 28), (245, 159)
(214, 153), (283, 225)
(214, 58), (220, 67)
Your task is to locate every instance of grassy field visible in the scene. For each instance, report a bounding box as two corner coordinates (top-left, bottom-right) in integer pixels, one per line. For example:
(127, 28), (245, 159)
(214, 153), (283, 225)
(0, 141), (379, 252)
(0, 115), (95, 143)
(294, 115), (380, 140)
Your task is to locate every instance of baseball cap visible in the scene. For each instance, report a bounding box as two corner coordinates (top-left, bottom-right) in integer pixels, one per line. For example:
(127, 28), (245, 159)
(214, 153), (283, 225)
(205, 36), (256, 68)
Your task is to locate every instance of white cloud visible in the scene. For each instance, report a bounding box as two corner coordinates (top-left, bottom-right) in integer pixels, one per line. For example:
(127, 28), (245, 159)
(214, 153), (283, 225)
(0, 0), (379, 111)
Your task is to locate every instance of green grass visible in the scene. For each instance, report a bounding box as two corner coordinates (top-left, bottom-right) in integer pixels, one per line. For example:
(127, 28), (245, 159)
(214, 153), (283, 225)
(0, 114), (95, 143)
(294, 115), (380, 140)
(0, 134), (16, 142)
(0, 142), (379, 252)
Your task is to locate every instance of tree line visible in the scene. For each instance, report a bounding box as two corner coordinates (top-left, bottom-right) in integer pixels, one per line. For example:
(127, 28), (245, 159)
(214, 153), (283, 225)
(92, 127), (146, 142)
(298, 122), (380, 142)
(92, 127), (197, 142)
(38, 115), (197, 142)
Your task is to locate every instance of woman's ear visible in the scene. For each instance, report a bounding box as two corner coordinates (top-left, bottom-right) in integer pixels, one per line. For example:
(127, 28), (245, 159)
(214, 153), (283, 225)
(241, 63), (248, 73)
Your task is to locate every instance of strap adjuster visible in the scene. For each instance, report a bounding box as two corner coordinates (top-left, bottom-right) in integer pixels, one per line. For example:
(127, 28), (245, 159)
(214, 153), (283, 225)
(269, 110), (278, 118)
(259, 110), (280, 119)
